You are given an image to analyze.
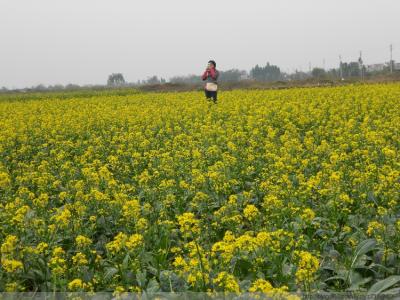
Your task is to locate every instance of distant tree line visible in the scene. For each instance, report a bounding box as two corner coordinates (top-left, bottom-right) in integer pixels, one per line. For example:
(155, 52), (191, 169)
(1, 60), (399, 93)
(169, 69), (247, 84)
(136, 75), (167, 85)
(250, 63), (284, 81)
(310, 62), (366, 80)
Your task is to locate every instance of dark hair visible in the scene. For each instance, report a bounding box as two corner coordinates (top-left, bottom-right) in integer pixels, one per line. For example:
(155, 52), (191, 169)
(208, 60), (216, 67)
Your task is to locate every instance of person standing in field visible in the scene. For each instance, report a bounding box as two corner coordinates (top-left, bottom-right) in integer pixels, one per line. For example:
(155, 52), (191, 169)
(201, 60), (219, 103)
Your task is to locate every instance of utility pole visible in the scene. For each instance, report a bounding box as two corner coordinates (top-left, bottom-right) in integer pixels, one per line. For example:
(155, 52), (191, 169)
(339, 55), (343, 80)
(390, 44), (393, 74)
(359, 51), (364, 80)
(309, 62), (312, 73)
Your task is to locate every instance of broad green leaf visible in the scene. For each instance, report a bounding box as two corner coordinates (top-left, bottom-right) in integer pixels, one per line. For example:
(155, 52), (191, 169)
(382, 287), (400, 295)
(351, 239), (377, 268)
(368, 262), (392, 273)
(347, 270), (372, 291)
(367, 275), (400, 295)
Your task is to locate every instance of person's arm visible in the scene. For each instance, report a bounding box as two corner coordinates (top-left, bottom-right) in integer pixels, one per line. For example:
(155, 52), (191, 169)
(209, 68), (217, 80)
(201, 69), (209, 81)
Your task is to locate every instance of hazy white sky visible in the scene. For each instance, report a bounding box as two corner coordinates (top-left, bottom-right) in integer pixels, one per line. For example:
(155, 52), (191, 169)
(1, 0), (399, 88)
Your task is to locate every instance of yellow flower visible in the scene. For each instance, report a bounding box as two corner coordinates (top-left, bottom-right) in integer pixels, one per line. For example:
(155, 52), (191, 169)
(249, 278), (273, 293)
(68, 278), (84, 291)
(0, 171), (11, 189)
(377, 206), (387, 216)
(113, 285), (126, 296)
(382, 147), (396, 158)
(301, 208), (316, 223)
(294, 251), (319, 285)
(49, 247), (67, 276)
(1, 235), (18, 254)
(98, 165), (113, 181)
(1, 259), (23, 272)
(106, 232), (144, 255)
(106, 232), (128, 255)
(263, 195), (283, 210)
(342, 225), (352, 234)
(76, 235), (92, 248)
(136, 217), (148, 231)
(173, 256), (187, 269)
(5, 282), (21, 292)
(339, 193), (353, 205)
(243, 204), (259, 221)
(51, 208), (72, 228)
(59, 191), (68, 201)
(33, 193), (49, 208)
(366, 221), (385, 236)
(34, 242), (49, 254)
(12, 205), (30, 224)
(177, 212), (200, 238)
(122, 199), (141, 219)
(214, 271), (240, 293)
(72, 252), (88, 266)
(126, 233), (144, 250)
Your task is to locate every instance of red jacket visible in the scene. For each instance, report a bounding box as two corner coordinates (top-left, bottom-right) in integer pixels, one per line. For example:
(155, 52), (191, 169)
(202, 67), (218, 81)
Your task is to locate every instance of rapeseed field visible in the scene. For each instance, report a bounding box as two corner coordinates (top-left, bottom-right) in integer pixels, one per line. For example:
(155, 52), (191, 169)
(0, 84), (399, 296)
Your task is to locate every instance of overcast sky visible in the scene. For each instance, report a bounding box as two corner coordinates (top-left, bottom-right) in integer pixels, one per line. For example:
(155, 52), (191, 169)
(1, 0), (399, 88)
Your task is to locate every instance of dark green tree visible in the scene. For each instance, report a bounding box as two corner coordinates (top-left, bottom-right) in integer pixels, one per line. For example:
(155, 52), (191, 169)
(250, 63), (282, 81)
(311, 68), (326, 79)
(107, 73), (126, 86)
(340, 62), (361, 78)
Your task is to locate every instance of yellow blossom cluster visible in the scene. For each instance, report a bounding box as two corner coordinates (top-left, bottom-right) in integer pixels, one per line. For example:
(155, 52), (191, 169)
(106, 232), (144, 255)
(294, 251), (320, 285)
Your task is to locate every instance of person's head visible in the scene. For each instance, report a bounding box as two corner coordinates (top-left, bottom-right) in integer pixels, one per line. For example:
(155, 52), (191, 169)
(207, 60), (216, 69)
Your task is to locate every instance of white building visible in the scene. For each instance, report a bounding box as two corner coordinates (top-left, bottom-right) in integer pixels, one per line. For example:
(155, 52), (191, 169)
(366, 63), (386, 72)
(394, 62), (400, 71)
(240, 74), (250, 80)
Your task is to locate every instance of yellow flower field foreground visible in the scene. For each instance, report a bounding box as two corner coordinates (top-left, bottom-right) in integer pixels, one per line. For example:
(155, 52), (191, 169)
(0, 84), (399, 295)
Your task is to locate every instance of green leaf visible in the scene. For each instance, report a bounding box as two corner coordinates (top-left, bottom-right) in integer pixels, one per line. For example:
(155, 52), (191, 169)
(324, 275), (346, 284)
(282, 263), (294, 276)
(368, 262), (392, 274)
(122, 253), (130, 270)
(104, 267), (118, 282)
(347, 270), (372, 291)
(349, 270), (362, 286)
(382, 287), (400, 295)
(353, 254), (370, 268)
(136, 270), (147, 288)
(351, 239), (377, 268)
(367, 275), (400, 295)
(146, 278), (160, 293)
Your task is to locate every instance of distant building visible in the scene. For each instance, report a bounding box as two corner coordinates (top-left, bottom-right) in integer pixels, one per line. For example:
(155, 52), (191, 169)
(394, 62), (400, 71)
(366, 63), (386, 72)
(240, 74), (250, 80)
